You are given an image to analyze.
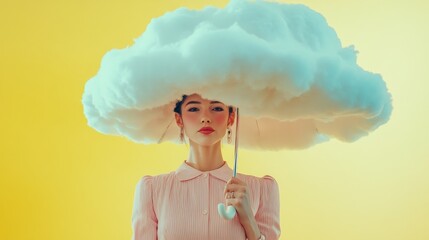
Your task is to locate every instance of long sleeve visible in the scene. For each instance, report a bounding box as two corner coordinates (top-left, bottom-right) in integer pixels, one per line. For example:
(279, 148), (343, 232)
(131, 176), (158, 240)
(254, 175), (281, 240)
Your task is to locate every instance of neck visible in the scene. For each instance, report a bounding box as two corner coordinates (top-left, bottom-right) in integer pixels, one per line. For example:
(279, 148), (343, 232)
(186, 140), (225, 171)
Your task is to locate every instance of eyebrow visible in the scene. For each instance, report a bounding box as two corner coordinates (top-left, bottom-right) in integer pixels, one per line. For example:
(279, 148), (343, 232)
(185, 101), (222, 106)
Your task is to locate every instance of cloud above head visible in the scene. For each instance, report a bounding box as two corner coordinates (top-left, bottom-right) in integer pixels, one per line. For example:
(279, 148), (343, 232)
(82, 0), (393, 150)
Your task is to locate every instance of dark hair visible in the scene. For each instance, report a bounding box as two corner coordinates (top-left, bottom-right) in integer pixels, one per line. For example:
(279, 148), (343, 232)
(174, 94), (233, 116)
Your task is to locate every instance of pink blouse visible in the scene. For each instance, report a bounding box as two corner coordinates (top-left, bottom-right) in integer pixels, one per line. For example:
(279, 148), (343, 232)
(131, 160), (281, 240)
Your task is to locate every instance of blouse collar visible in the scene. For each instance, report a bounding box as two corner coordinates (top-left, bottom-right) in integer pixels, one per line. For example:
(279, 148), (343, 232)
(175, 160), (233, 182)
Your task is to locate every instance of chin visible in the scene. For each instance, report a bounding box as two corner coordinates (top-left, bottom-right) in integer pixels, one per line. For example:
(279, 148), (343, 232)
(191, 138), (222, 147)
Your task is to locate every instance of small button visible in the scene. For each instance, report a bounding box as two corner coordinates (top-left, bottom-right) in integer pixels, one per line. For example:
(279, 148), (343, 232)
(202, 209), (208, 215)
(203, 173), (208, 178)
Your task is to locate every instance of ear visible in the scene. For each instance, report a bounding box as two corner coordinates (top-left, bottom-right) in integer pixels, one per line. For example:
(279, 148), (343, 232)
(227, 107), (236, 127)
(175, 113), (183, 128)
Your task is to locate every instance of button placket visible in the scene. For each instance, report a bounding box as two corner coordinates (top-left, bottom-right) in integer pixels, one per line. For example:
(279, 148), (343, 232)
(202, 173), (209, 217)
(200, 172), (210, 237)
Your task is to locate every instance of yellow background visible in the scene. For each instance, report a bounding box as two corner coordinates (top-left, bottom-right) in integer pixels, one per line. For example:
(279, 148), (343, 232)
(1, 0), (428, 239)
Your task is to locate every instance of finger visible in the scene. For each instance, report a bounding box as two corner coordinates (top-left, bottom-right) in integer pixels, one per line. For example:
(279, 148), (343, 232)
(227, 177), (244, 185)
(225, 197), (238, 206)
(225, 191), (244, 199)
(224, 191), (236, 199)
(224, 183), (244, 194)
(224, 192), (231, 199)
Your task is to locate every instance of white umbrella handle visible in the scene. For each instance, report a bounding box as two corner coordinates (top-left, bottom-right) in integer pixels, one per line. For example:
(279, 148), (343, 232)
(218, 108), (239, 220)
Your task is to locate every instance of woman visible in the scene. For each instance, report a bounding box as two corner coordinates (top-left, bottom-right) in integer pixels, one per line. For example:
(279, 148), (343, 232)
(131, 93), (281, 240)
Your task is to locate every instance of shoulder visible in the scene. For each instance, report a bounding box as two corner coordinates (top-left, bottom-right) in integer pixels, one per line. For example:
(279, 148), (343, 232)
(134, 175), (153, 196)
(239, 174), (279, 194)
(259, 175), (279, 187)
(259, 175), (279, 195)
(238, 173), (278, 185)
(135, 171), (176, 190)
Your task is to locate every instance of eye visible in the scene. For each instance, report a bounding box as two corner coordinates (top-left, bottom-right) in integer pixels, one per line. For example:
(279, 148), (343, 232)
(187, 106), (224, 112)
(188, 107), (199, 112)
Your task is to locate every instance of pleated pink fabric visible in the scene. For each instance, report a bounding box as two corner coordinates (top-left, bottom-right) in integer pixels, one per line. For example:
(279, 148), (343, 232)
(131, 160), (280, 240)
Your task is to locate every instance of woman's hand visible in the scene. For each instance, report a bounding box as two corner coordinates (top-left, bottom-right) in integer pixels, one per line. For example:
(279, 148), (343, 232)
(223, 177), (254, 223)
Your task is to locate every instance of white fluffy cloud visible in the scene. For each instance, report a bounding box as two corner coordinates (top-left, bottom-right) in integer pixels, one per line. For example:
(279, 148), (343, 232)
(82, 0), (392, 150)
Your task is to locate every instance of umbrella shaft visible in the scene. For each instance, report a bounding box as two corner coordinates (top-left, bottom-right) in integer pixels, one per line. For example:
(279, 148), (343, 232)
(233, 108), (239, 177)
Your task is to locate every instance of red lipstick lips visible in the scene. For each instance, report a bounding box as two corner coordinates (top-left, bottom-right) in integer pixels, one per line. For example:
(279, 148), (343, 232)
(199, 127), (214, 134)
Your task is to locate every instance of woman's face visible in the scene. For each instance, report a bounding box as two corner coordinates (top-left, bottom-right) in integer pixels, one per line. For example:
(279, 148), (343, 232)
(175, 94), (235, 146)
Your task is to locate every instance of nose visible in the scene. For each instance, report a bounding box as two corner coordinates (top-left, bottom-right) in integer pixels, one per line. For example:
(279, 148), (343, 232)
(201, 118), (211, 124)
(200, 107), (212, 124)
(201, 111), (211, 124)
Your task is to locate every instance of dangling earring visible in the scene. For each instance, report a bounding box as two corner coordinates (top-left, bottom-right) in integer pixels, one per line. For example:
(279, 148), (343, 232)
(180, 127), (185, 143)
(227, 127), (232, 144)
